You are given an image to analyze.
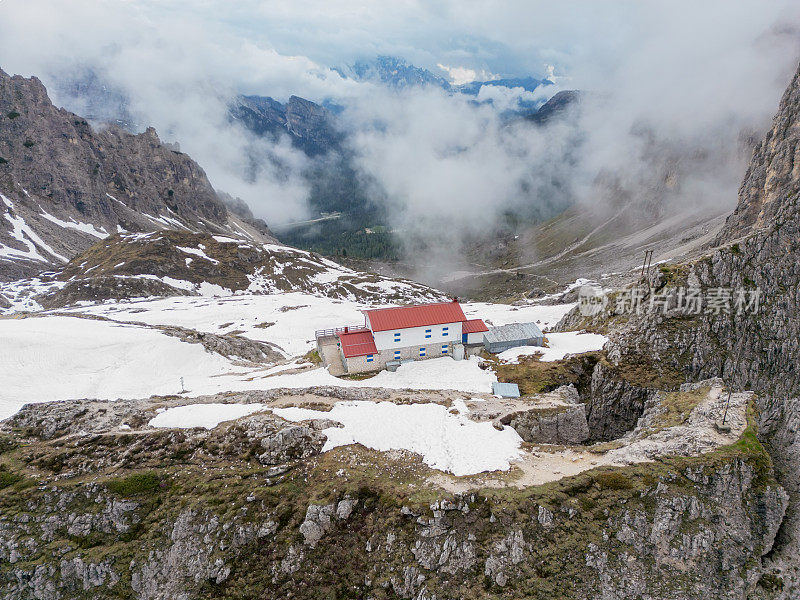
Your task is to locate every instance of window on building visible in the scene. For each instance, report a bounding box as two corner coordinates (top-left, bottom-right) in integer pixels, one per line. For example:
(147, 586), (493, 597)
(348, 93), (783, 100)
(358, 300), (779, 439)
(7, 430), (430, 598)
(425, 328), (432, 339)
(394, 350), (401, 359)
(442, 326), (449, 337)
(441, 344), (448, 354)
(419, 347), (426, 357)
(393, 332), (401, 342)
(366, 354), (374, 362)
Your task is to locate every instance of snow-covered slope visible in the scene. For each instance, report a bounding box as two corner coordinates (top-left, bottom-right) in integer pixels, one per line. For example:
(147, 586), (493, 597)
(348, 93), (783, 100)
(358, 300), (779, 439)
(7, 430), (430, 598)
(0, 315), (236, 416)
(0, 284), (591, 418)
(0, 230), (445, 310)
(0, 311), (498, 418)
(0, 226), (598, 425)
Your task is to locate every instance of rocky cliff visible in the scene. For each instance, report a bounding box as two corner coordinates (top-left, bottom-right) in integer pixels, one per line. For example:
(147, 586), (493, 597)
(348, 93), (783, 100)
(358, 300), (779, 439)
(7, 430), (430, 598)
(0, 69), (269, 280)
(586, 60), (800, 597)
(230, 94), (342, 157)
(0, 390), (787, 600)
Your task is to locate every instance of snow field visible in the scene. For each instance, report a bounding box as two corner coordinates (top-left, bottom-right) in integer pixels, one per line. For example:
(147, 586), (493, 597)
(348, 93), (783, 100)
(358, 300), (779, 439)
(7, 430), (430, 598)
(0, 286), (600, 419)
(0, 316), (496, 418)
(149, 403), (267, 429)
(0, 316), (236, 417)
(497, 332), (608, 363)
(274, 399), (523, 476)
(64, 292), (366, 356)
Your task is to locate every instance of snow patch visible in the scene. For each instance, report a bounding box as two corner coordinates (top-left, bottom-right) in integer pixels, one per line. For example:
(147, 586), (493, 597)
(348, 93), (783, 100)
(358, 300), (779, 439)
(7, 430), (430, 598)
(273, 400), (522, 476)
(149, 403), (266, 429)
(1, 194), (68, 262)
(176, 246), (219, 264)
(463, 301), (575, 332)
(498, 332), (608, 363)
(39, 209), (109, 239)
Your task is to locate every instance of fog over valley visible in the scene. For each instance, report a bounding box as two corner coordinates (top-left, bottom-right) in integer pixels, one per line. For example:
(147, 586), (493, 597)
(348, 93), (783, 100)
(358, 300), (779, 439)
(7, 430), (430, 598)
(2, 1), (798, 280)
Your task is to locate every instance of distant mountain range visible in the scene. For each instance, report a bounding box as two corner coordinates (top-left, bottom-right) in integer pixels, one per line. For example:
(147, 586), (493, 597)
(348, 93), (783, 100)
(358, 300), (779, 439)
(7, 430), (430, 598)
(336, 56), (550, 97)
(230, 95), (343, 157)
(525, 90), (581, 124)
(33, 57), (579, 262)
(227, 56), (567, 159)
(336, 56), (451, 89)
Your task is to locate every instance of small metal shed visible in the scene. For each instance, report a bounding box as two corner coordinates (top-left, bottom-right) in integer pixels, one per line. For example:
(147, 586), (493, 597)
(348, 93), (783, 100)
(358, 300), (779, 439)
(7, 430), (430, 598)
(492, 382), (521, 398)
(484, 322), (544, 354)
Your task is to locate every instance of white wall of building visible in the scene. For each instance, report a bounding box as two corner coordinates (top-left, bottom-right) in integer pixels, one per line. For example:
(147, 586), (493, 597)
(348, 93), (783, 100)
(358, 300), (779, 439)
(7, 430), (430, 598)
(465, 331), (485, 345)
(371, 322), (463, 351)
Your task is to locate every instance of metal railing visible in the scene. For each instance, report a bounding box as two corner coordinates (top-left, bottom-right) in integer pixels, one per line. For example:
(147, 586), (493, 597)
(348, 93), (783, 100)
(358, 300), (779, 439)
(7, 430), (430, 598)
(315, 325), (370, 339)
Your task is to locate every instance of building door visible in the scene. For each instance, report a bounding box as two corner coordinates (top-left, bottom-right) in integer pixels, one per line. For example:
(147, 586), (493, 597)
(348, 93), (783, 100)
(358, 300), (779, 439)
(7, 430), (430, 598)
(462, 333), (468, 344)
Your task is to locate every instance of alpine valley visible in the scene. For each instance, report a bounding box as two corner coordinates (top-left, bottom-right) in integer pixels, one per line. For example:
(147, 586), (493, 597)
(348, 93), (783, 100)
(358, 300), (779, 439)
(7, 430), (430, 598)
(1, 36), (800, 600)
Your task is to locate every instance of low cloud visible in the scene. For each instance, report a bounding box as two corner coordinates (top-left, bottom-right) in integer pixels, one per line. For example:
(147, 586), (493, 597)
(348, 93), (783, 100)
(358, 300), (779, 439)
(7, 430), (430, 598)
(0, 0), (798, 273)
(436, 64), (497, 85)
(475, 84), (556, 112)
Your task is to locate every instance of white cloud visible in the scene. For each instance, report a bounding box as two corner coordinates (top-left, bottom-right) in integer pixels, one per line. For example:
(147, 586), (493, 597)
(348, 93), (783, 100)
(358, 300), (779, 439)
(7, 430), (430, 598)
(0, 0), (798, 269)
(437, 63), (497, 85)
(339, 85), (574, 277)
(475, 84), (554, 112)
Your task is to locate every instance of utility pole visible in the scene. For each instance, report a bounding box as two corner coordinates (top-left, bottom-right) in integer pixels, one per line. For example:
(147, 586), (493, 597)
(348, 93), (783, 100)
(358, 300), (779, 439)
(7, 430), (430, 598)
(721, 389), (732, 425)
(640, 249), (654, 282)
(718, 351), (743, 432)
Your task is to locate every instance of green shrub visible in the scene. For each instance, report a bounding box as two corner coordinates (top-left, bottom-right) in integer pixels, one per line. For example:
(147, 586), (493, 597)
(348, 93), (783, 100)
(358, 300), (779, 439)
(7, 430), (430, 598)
(0, 157), (7, 165)
(0, 435), (18, 455)
(593, 471), (633, 490)
(106, 471), (162, 496)
(23, 140), (34, 148)
(758, 573), (784, 592)
(0, 471), (23, 490)
(6, 111), (20, 119)
(303, 349), (322, 365)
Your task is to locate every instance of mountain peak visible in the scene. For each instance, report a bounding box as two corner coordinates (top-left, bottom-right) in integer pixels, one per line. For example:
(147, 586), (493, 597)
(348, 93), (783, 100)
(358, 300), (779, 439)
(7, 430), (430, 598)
(716, 61), (800, 243)
(0, 68), (270, 280)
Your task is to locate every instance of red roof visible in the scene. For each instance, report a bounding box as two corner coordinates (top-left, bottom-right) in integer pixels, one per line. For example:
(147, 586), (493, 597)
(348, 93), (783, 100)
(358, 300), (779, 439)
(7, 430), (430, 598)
(338, 330), (378, 358)
(462, 318), (488, 334)
(364, 301), (467, 332)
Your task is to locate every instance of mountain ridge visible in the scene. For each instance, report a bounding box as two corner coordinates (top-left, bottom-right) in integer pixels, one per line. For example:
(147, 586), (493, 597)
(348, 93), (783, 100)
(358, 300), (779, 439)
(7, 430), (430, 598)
(0, 68), (274, 281)
(573, 59), (800, 597)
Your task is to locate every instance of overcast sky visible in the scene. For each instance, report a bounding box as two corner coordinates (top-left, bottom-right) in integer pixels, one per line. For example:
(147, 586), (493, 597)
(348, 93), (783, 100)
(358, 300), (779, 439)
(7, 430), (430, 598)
(1, 0), (799, 270)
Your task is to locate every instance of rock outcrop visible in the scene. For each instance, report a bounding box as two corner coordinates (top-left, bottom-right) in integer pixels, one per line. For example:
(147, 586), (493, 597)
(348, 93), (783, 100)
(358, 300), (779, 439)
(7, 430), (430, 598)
(583, 360), (663, 441)
(0, 429), (785, 599)
(594, 60), (800, 597)
(0, 385), (786, 599)
(500, 404), (590, 445)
